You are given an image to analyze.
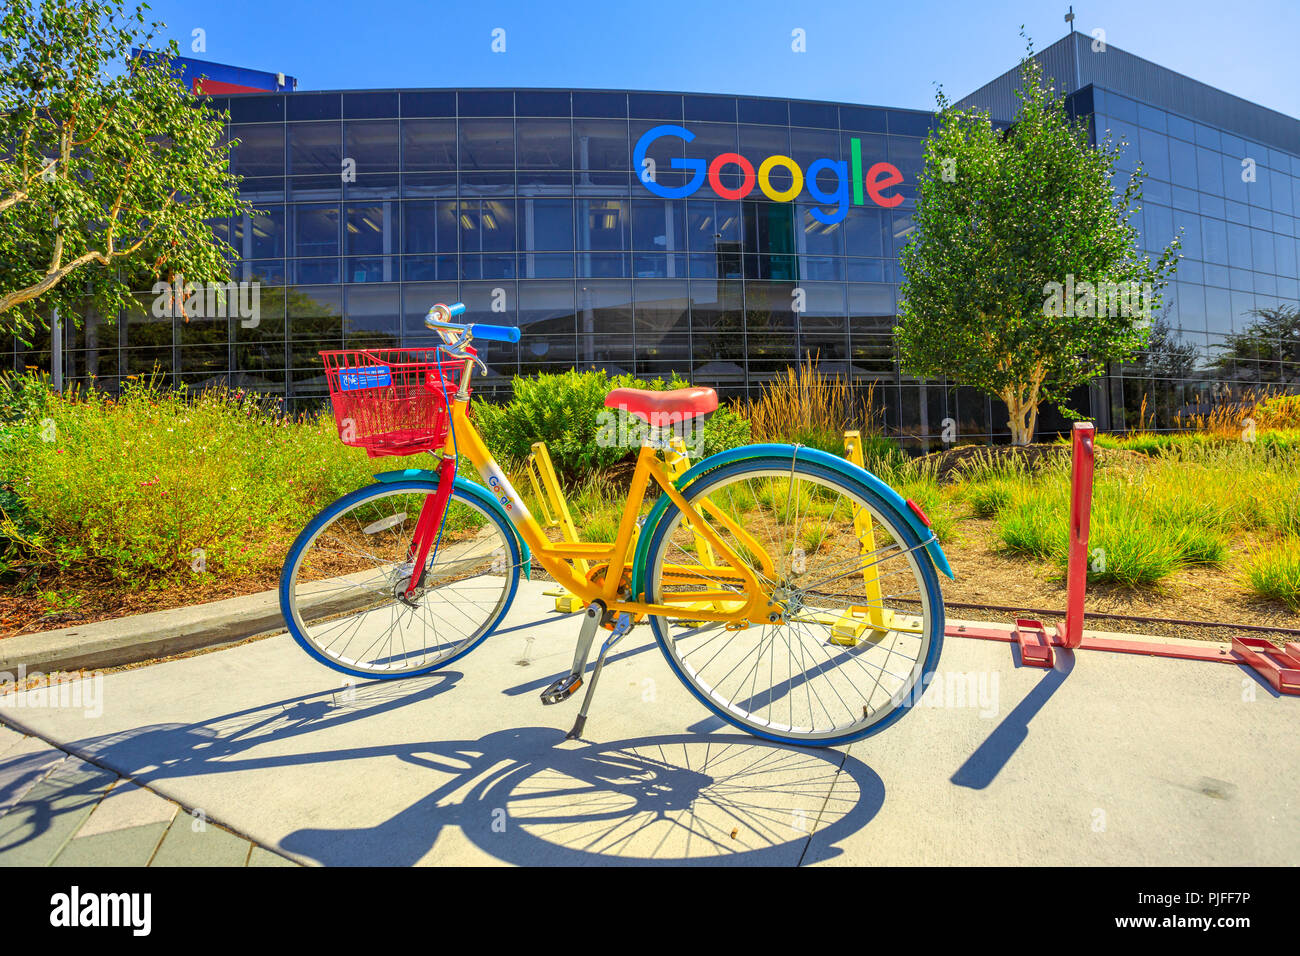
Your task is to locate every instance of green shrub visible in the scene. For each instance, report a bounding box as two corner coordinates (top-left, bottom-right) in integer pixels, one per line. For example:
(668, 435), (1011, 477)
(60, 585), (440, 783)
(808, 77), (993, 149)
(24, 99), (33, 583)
(0, 370), (53, 437)
(1245, 539), (1300, 610)
(788, 422), (844, 455)
(0, 375), (374, 584)
(964, 478), (1018, 519)
(858, 434), (906, 473)
(1167, 524), (1229, 566)
(996, 492), (1067, 560)
(1082, 508), (1183, 584)
(699, 405), (751, 458)
(1271, 493), (1300, 537)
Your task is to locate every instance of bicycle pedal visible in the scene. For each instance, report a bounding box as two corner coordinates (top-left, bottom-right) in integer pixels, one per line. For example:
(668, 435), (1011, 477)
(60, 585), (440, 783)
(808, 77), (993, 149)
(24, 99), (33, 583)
(540, 673), (582, 705)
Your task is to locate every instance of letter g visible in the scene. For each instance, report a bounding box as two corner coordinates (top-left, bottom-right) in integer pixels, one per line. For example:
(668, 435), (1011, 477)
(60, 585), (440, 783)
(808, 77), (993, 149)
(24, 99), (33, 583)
(633, 124), (706, 199)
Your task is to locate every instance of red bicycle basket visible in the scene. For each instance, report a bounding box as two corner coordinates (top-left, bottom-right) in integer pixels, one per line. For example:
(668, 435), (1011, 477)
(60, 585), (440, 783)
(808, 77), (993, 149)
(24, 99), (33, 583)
(321, 348), (463, 458)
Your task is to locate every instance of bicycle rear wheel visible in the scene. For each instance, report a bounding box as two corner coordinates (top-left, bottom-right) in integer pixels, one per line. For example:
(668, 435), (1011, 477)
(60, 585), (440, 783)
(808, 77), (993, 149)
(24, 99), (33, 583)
(642, 454), (944, 746)
(280, 479), (521, 679)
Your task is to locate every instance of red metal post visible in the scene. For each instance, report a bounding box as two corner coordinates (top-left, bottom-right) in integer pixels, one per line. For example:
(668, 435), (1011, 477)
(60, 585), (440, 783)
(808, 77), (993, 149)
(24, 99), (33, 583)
(1057, 422), (1095, 650)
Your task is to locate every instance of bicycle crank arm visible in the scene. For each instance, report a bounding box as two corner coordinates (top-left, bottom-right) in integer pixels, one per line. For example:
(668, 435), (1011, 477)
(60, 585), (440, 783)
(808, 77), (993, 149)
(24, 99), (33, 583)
(539, 601), (603, 705)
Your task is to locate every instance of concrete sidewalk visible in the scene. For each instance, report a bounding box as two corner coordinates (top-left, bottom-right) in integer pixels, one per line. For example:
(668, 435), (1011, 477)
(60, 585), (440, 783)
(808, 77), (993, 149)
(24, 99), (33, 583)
(1, 579), (1296, 866)
(0, 725), (298, 866)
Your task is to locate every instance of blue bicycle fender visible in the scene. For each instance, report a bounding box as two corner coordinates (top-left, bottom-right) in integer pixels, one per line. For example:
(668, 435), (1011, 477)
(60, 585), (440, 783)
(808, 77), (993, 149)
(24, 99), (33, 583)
(630, 443), (953, 597)
(374, 468), (531, 579)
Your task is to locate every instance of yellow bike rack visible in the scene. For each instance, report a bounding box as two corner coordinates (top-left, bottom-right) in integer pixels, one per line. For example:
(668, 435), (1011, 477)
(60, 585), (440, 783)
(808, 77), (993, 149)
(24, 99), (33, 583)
(829, 430), (924, 646)
(664, 437), (745, 621)
(524, 441), (589, 612)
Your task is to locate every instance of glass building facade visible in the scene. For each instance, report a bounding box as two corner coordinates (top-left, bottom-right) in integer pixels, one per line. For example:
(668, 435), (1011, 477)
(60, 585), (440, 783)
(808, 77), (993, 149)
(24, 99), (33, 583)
(17, 35), (1300, 445)
(1092, 86), (1300, 430)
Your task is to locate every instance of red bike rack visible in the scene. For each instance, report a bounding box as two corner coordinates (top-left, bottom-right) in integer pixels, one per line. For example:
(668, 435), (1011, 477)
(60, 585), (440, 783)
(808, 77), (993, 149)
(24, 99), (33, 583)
(941, 421), (1299, 695)
(1231, 638), (1300, 695)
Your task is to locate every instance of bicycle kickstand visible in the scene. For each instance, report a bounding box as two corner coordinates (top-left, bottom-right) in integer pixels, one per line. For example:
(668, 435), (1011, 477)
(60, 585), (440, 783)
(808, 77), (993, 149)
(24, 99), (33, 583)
(566, 611), (633, 741)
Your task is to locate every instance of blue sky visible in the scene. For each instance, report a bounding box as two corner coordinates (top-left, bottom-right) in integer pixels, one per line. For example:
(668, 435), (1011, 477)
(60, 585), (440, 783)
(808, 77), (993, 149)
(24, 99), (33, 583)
(142, 0), (1299, 118)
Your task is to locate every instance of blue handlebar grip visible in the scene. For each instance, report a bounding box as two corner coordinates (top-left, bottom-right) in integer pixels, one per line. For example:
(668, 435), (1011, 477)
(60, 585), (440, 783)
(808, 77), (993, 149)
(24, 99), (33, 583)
(471, 324), (521, 343)
(447, 302), (467, 317)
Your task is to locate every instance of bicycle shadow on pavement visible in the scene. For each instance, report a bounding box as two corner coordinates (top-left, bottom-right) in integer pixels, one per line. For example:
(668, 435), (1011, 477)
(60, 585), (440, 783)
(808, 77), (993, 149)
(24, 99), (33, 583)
(0, 672), (459, 858)
(277, 729), (885, 865)
(3, 671), (884, 866)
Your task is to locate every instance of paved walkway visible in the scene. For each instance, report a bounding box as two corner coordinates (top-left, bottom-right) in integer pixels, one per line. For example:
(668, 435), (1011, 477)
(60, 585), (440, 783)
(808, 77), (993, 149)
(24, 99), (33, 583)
(1, 579), (1296, 866)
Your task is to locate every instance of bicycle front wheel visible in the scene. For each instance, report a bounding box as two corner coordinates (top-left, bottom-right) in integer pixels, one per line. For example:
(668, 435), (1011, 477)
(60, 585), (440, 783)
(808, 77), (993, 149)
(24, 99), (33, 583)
(642, 454), (944, 746)
(280, 479), (521, 679)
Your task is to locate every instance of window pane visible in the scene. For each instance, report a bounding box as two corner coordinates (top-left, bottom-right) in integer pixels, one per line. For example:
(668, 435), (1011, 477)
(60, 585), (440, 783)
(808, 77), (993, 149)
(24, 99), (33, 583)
(403, 200), (457, 255)
(459, 199), (516, 253)
(344, 285), (400, 348)
(288, 122), (341, 175)
(235, 205), (285, 259)
(345, 203), (395, 256)
(631, 199), (686, 252)
(519, 199), (573, 251)
(230, 125), (284, 177)
(844, 207), (886, 258)
(290, 203), (340, 257)
(799, 204), (843, 256)
(633, 279), (689, 332)
(1137, 128), (1169, 181)
(517, 119), (574, 169)
(578, 198), (629, 251)
(343, 120), (398, 172)
(459, 119), (515, 169)
(402, 119), (457, 170)
(573, 119), (629, 171)
(1196, 147), (1224, 194)
(1169, 138), (1197, 187)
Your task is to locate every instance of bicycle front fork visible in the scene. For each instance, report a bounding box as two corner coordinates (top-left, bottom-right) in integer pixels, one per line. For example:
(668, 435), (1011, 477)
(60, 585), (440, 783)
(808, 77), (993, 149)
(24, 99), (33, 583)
(404, 454), (458, 597)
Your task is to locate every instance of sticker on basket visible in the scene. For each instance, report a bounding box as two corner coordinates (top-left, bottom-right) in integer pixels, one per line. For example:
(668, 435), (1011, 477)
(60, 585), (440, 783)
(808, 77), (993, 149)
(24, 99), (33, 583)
(339, 366), (391, 390)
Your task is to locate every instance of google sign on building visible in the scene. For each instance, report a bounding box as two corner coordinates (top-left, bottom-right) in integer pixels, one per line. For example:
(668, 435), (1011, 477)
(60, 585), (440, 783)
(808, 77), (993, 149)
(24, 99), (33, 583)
(634, 124), (905, 223)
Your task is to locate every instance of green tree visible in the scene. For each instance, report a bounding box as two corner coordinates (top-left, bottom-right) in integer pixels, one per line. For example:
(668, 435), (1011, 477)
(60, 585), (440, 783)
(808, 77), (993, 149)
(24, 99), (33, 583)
(895, 38), (1180, 444)
(0, 0), (248, 343)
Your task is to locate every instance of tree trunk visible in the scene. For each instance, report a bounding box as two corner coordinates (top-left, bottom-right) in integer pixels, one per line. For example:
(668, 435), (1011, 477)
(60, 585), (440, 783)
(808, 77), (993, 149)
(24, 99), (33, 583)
(1003, 392), (1037, 445)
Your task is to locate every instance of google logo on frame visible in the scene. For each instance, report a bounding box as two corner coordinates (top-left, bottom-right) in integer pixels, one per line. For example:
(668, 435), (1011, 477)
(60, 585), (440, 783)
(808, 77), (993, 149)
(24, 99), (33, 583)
(633, 124), (904, 225)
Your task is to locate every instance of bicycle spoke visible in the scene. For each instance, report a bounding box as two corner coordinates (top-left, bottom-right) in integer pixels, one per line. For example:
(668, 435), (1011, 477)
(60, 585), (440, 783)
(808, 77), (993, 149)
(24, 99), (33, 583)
(286, 486), (514, 676)
(648, 461), (938, 742)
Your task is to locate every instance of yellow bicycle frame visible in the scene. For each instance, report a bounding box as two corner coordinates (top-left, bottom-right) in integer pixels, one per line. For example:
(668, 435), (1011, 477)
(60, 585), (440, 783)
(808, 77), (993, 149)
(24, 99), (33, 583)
(441, 394), (777, 627)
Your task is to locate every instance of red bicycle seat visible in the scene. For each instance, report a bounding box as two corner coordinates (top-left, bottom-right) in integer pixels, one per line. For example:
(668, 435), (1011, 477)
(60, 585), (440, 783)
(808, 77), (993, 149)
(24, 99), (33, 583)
(604, 386), (718, 424)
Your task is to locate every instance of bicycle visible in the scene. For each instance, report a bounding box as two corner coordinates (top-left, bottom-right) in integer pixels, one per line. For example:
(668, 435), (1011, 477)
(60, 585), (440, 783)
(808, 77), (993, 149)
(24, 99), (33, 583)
(279, 302), (954, 747)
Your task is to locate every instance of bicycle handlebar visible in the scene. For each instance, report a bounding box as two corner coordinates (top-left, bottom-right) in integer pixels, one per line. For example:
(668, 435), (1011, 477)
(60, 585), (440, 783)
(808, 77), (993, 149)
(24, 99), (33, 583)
(470, 323), (522, 343)
(424, 302), (522, 344)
